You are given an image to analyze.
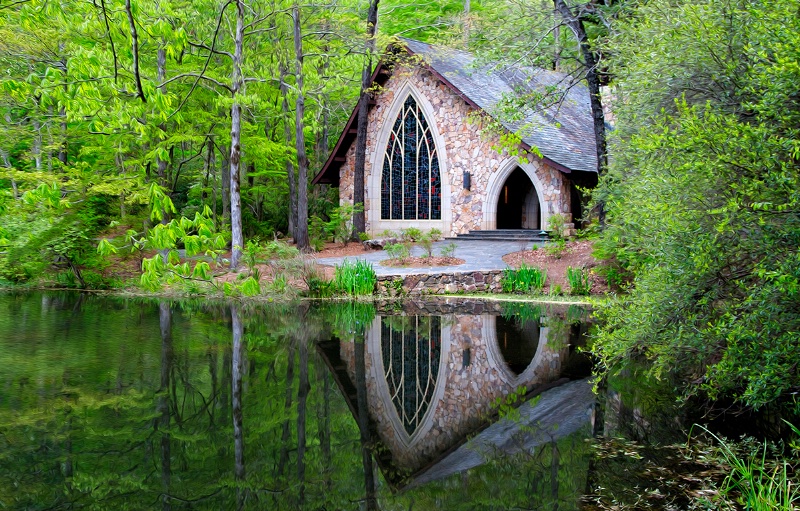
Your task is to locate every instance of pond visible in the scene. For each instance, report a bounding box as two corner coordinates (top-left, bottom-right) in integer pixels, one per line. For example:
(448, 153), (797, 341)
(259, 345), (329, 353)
(0, 292), (689, 510)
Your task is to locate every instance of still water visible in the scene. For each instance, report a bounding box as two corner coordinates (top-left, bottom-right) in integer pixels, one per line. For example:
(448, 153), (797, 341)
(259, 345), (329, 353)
(0, 292), (674, 510)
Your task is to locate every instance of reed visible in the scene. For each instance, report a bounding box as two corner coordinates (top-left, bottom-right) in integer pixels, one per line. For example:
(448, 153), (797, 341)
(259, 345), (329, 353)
(331, 259), (376, 296)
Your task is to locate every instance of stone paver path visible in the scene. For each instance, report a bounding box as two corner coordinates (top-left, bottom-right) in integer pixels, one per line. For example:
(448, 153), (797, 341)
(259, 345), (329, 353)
(313, 239), (545, 276)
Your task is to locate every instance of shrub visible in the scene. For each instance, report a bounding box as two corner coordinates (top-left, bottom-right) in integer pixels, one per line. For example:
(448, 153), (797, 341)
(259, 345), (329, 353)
(326, 203), (362, 244)
(419, 232), (435, 258)
(385, 242), (411, 263)
(439, 242), (457, 259)
(331, 259), (376, 296)
(263, 240), (300, 260)
(309, 215), (327, 251)
(400, 227), (423, 242)
(566, 266), (591, 295)
(358, 232), (370, 242)
(543, 238), (566, 259)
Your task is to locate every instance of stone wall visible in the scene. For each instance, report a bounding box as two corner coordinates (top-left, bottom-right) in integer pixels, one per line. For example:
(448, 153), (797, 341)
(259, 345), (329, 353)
(338, 313), (571, 475)
(339, 64), (573, 237)
(376, 270), (504, 296)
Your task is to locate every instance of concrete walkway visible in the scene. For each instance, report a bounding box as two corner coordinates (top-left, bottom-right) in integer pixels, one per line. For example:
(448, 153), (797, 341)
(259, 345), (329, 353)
(313, 239), (544, 276)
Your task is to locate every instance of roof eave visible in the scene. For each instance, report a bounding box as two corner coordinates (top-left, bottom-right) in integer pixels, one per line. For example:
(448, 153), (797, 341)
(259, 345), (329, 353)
(312, 63), (390, 186)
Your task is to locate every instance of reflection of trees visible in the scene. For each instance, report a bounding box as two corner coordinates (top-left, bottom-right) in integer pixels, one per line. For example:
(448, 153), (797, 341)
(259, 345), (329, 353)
(355, 323), (378, 510)
(0, 293), (600, 510)
(158, 302), (173, 511)
(0, 294), (370, 509)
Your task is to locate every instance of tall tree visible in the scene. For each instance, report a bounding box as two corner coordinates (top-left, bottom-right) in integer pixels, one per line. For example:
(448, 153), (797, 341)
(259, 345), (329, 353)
(552, 0), (607, 180)
(228, 0), (246, 269)
(292, 3), (310, 250)
(351, 0), (380, 237)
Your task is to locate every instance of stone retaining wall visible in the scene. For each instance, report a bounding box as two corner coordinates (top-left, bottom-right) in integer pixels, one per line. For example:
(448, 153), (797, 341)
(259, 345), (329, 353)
(376, 270), (504, 296)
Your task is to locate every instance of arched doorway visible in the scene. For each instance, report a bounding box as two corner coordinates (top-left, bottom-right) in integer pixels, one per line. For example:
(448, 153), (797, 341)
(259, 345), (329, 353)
(495, 315), (541, 376)
(496, 167), (540, 229)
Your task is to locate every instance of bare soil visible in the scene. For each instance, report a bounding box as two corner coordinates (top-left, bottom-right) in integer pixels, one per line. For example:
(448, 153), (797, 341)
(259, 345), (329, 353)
(502, 240), (609, 295)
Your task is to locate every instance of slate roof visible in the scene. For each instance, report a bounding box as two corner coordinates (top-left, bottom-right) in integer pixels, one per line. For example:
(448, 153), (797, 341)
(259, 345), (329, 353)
(313, 38), (597, 185)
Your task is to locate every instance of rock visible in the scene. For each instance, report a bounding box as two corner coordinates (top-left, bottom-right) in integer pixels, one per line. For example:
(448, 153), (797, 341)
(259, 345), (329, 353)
(362, 237), (399, 250)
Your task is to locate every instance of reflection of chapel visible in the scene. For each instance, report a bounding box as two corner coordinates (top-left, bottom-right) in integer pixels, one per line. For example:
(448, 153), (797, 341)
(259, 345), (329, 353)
(313, 38), (599, 236)
(322, 311), (592, 485)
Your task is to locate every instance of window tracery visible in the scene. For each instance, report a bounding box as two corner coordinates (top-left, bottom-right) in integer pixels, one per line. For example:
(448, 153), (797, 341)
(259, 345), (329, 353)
(381, 95), (441, 220)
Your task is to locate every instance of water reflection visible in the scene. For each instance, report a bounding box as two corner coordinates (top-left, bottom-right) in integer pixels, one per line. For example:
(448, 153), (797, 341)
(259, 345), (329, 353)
(320, 301), (594, 490)
(0, 292), (598, 510)
(495, 315), (541, 376)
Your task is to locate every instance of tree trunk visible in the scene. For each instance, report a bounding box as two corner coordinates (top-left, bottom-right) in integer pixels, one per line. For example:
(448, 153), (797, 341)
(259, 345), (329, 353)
(279, 60), (298, 241)
(220, 143), (231, 227)
(58, 50), (68, 165)
(32, 117), (42, 170)
(292, 5), (310, 250)
(552, 0), (606, 223)
(296, 331), (309, 506)
(158, 302), (173, 511)
(463, 0), (471, 45)
(229, 0), (246, 269)
(352, 0), (380, 237)
(277, 340), (296, 477)
(157, 44), (170, 263)
(231, 304), (246, 510)
(355, 337), (377, 510)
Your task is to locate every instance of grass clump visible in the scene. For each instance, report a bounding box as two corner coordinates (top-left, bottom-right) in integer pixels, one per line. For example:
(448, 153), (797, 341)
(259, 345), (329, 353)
(566, 266), (592, 295)
(693, 424), (800, 510)
(331, 259), (376, 296)
(501, 264), (547, 294)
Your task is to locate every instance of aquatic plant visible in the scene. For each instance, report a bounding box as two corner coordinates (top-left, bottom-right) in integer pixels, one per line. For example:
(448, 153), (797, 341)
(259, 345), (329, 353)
(694, 424), (800, 510)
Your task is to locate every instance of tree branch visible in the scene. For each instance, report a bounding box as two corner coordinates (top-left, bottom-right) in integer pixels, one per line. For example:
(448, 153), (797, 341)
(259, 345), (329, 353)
(168, 0), (233, 119)
(187, 40), (233, 60)
(159, 73), (232, 92)
(99, 0), (118, 83)
(124, 0), (146, 102)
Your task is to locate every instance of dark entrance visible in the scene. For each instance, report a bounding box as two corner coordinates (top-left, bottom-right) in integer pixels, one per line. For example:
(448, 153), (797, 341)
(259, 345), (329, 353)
(496, 167), (537, 229)
(495, 315), (541, 376)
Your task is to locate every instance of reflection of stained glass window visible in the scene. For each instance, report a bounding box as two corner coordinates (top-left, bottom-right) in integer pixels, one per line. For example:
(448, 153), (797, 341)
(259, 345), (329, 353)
(381, 96), (442, 220)
(380, 316), (442, 436)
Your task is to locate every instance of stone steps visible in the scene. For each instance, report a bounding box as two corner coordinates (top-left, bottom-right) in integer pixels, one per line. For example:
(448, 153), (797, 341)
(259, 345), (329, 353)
(446, 229), (550, 243)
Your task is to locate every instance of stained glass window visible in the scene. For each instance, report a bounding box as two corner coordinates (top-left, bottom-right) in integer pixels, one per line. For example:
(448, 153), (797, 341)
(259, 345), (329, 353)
(380, 316), (442, 436)
(381, 96), (441, 220)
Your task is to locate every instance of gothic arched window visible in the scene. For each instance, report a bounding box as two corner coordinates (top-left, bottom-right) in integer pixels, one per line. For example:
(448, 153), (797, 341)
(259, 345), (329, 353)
(381, 95), (441, 220)
(380, 316), (442, 436)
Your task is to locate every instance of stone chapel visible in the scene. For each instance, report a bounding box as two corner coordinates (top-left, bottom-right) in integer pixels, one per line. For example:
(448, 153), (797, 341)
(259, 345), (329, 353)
(312, 38), (599, 236)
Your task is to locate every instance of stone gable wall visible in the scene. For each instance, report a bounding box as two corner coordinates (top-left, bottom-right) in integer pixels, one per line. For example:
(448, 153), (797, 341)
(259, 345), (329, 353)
(339, 65), (573, 236)
(339, 314), (569, 474)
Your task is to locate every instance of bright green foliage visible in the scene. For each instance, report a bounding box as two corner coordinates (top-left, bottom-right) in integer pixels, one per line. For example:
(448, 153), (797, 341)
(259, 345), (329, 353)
(694, 425), (800, 510)
(326, 203), (363, 245)
(439, 242), (457, 259)
(565, 267), (591, 296)
(501, 264), (546, 294)
(400, 227), (423, 242)
(138, 207), (226, 291)
(593, 0), (800, 410)
(331, 259), (376, 296)
(385, 242), (411, 263)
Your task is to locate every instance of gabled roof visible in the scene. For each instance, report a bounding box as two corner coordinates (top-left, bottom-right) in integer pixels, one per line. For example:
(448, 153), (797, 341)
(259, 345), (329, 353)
(313, 38), (597, 185)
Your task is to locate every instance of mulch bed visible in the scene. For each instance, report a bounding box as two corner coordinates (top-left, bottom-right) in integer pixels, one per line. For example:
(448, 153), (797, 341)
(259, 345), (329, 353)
(502, 240), (609, 295)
